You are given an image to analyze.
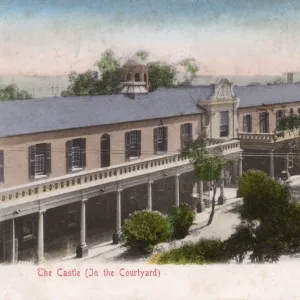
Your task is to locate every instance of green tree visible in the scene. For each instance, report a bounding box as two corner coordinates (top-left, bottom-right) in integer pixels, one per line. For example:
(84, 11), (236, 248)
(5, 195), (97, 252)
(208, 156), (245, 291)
(179, 59), (199, 86)
(148, 62), (177, 91)
(135, 50), (149, 63)
(181, 136), (233, 226)
(0, 84), (32, 100)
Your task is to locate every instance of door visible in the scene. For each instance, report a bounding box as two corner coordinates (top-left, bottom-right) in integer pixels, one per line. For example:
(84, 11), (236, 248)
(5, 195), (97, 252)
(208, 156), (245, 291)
(101, 134), (110, 168)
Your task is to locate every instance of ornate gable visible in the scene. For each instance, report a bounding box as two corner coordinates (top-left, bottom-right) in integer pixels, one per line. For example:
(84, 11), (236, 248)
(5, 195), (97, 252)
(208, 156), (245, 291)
(211, 78), (236, 100)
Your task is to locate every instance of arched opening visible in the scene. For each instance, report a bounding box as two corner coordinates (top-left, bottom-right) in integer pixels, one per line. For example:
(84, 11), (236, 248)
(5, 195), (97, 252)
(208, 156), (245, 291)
(126, 73), (131, 81)
(101, 134), (110, 168)
(134, 73), (140, 82)
(144, 74), (147, 83)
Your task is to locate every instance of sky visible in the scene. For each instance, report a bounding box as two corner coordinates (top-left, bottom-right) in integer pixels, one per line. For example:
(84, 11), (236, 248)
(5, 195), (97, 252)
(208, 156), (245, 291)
(1, 0), (300, 76)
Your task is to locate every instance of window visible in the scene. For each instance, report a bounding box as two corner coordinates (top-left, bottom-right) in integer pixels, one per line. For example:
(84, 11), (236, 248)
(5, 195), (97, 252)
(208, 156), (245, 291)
(134, 73), (140, 82)
(154, 126), (168, 154)
(125, 130), (141, 160)
(67, 210), (78, 228)
(180, 123), (193, 148)
(276, 110), (285, 126)
(0, 150), (4, 183)
(243, 114), (252, 133)
(126, 73), (131, 81)
(29, 143), (51, 179)
(259, 112), (269, 133)
(220, 111), (229, 137)
(144, 74), (147, 82)
(22, 217), (36, 241)
(66, 138), (86, 172)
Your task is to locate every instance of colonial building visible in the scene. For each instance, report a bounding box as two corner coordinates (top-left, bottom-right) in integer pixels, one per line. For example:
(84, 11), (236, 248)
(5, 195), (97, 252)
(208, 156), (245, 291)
(0, 60), (242, 264)
(236, 83), (300, 178)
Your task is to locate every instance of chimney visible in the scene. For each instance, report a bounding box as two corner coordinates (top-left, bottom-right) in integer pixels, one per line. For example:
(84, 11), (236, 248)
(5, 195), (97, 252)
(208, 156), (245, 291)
(287, 72), (294, 84)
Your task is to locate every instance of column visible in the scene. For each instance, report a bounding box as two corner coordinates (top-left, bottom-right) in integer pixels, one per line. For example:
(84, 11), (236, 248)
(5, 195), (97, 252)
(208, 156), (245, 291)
(197, 180), (205, 212)
(239, 153), (243, 178)
(236, 153), (243, 198)
(76, 197), (88, 258)
(12, 219), (15, 264)
(175, 174), (180, 207)
(147, 181), (153, 211)
(113, 188), (123, 244)
(233, 161), (238, 184)
(218, 169), (226, 205)
(270, 149), (274, 178)
(37, 210), (46, 263)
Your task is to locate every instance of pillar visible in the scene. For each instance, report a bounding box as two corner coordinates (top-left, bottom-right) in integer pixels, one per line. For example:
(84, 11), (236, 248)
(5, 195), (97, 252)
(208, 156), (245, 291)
(37, 210), (46, 263)
(270, 149), (274, 178)
(76, 197), (88, 258)
(236, 153), (243, 198)
(175, 174), (180, 207)
(12, 219), (15, 264)
(218, 169), (226, 205)
(113, 188), (123, 244)
(147, 181), (153, 211)
(233, 161), (238, 184)
(197, 181), (205, 212)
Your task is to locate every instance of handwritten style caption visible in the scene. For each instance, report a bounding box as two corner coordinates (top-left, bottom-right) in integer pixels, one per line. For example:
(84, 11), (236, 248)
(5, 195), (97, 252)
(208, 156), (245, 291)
(37, 267), (161, 279)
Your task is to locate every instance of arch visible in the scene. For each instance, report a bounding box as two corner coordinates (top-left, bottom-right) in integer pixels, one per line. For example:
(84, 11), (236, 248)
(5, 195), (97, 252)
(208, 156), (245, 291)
(101, 134), (110, 168)
(134, 73), (140, 82)
(126, 73), (131, 81)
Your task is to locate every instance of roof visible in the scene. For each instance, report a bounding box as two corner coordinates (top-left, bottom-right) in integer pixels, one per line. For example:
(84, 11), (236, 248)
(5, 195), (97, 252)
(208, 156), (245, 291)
(121, 82), (148, 94)
(123, 55), (145, 67)
(0, 86), (209, 137)
(235, 84), (300, 108)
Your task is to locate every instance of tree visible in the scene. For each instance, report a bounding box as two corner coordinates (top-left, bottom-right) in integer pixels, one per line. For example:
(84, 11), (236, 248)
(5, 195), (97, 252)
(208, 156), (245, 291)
(0, 84), (32, 100)
(181, 136), (233, 226)
(95, 49), (120, 73)
(179, 59), (199, 86)
(148, 62), (177, 91)
(266, 76), (285, 85)
(135, 50), (149, 63)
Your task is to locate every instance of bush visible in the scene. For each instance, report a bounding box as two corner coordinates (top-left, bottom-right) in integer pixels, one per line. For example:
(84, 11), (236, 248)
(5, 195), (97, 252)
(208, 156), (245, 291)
(238, 170), (291, 222)
(149, 238), (227, 265)
(168, 203), (196, 240)
(121, 210), (171, 253)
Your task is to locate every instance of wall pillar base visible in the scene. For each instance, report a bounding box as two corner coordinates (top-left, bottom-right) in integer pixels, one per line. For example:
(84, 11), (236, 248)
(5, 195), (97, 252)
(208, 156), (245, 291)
(76, 244), (89, 258)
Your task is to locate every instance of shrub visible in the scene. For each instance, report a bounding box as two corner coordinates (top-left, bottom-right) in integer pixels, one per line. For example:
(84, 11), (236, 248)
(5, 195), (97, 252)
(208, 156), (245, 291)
(149, 238), (227, 265)
(168, 203), (196, 240)
(238, 170), (291, 222)
(121, 210), (171, 253)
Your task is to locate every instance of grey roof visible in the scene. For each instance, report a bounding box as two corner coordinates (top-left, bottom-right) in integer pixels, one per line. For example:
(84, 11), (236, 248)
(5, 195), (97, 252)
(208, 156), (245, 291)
(0, 87), (210, 137)
(235, 84), (300, 108)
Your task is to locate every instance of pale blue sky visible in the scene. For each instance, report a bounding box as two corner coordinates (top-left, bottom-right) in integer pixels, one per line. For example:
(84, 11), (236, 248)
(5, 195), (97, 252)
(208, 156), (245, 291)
(1, 0), (300, 75)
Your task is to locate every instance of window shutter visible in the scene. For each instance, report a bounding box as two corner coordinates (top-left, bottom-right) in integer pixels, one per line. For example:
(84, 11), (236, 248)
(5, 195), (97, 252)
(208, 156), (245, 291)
(249, 115), (252, 132)
(180, 124), (184, 148)
(163, 126), (168, 152)
(125, 132), (130, 160)
(243, 116), (247, 132)
(0, 150), (4, 183)
(80, 138), (86, 168)
(259, 113), (263, 133)
(66, 140), (73, 172)
(266, 112), (270, 133)
(188, 123), (193, 141)
(153, 128), (158, 154)
(137, 130), (141, 157)
(46, 143), (52, 175)
(29, 145), (36, 178)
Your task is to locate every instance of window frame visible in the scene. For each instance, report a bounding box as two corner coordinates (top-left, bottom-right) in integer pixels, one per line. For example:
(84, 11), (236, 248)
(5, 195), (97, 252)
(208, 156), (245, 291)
(219, 111), (229, 137)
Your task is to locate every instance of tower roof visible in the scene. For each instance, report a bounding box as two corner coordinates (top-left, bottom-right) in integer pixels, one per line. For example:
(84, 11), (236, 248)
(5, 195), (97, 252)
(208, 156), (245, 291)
(123, 55), (145, 67)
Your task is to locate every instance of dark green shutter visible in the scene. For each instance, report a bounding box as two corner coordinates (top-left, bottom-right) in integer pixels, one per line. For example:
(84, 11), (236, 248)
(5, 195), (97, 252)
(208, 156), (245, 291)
(66, 140), (73, 172)
(80, 138), (86, 168)
(153, 128), (158, 154)
(163, 126), (168, 152)
(180, 124), (184, 148)
(29, 145), (36, 178)
(137, 130), (141, 157)
(0, 150), (4, 183)
(125, 132), (130, 160)
(46, 143), (51, 174)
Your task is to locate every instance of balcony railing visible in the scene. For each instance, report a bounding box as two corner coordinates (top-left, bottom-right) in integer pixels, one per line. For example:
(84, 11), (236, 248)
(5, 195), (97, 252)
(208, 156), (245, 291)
(0, 140), (241, 206)
(238, 130), (300, 143)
